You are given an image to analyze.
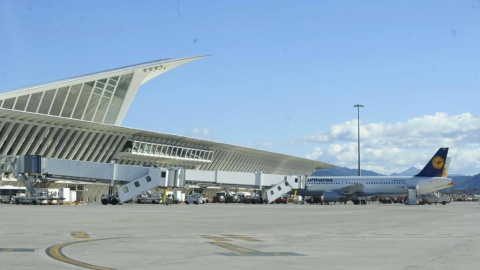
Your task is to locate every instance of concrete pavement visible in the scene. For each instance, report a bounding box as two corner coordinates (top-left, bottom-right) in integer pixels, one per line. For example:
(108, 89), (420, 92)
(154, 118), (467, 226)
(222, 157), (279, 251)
(1, 202), (479, 270)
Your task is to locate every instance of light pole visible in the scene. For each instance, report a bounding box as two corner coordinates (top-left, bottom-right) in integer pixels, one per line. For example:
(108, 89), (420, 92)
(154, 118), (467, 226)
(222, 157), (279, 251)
(353, 104), (364, 176)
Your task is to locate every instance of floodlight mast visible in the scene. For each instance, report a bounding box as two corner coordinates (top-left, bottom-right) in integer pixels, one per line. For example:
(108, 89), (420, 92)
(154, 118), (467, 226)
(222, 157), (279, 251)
(353, 104), (364, 176)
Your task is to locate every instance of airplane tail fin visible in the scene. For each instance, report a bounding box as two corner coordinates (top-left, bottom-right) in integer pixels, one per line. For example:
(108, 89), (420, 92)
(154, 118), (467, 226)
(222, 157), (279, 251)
(442, 157), (451, 177)
(415, 148), (449, 177)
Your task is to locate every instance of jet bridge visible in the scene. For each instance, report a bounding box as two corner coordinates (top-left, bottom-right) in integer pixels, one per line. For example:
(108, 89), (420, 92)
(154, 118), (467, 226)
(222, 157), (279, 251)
(5, 155), (307, 204)
(11, 155), (185, 204)
(264, 174), (306, 203)
(184, 170), (307, 203)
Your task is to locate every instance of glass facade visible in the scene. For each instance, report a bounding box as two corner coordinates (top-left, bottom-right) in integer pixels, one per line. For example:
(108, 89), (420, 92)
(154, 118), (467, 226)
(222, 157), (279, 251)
(126, 140), (214, 163)
(0, 73), (133, 125)
(103, 74), (131, 124)
(3, 98), (15, 109)
(50, 86), (69, 116)
(61, 84), (81, 118)
(13, 95), (29, 111)
(26, 92), (43, 113)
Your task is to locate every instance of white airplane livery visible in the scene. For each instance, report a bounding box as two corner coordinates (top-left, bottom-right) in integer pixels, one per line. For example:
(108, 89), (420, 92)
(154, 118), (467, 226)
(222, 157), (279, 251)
(298, 148), (454, 205)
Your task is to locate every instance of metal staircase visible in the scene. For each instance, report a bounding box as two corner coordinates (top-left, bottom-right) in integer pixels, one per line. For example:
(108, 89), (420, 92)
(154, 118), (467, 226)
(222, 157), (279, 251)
(265, 174), (306, 203)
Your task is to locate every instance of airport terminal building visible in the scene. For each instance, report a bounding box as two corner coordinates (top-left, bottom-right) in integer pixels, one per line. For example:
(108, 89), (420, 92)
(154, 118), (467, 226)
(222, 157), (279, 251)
(0, 56), (331, 201)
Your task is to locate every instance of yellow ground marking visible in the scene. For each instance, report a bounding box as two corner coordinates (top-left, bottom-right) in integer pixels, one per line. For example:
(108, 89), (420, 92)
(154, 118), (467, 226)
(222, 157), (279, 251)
(210, 242), (258, 254)
(210, 242), (303, 257)
(203, 235), (303, 257)
(222, 234), (263, 242)
(46, 238), (121, 270)
(199, 235), (232, 241)
(0, 248), (35, 252)
(71, 231), (91, 239)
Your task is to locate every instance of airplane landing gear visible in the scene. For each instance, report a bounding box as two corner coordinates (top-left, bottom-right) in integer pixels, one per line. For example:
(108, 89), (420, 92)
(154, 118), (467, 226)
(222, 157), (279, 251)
(352, 199), (367, 205)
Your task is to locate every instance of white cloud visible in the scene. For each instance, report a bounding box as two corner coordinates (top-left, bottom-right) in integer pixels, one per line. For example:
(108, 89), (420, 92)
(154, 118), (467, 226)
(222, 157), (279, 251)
(305, 147), (323, 160)
(192, 127), (211, 137)
(258, 141), (274, 147)
(304, 113), (480, 175)
(246, 141), (275, 149)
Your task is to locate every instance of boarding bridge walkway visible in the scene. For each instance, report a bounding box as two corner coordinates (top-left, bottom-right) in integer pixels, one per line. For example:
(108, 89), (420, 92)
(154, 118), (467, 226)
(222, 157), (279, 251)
(264, 175), (306, 203)
(3, 155), (306, 204)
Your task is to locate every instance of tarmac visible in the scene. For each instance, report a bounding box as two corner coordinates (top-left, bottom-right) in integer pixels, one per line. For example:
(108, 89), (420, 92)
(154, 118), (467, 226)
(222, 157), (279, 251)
(1, 201), (479, 270)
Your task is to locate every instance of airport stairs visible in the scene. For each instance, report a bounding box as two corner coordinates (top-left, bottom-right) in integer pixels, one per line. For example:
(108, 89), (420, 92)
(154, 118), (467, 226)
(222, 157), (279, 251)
(265, 175), (306, 203)
(118, 167), (184, 203)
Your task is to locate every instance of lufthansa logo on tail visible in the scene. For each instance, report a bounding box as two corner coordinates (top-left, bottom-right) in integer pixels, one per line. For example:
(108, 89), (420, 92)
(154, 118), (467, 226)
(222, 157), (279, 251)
(432, 156), (445, 169)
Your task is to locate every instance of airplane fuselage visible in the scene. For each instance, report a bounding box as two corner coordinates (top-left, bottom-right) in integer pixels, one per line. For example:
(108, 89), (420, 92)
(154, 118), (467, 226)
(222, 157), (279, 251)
(296, 148), (453, 203)
(298, 176), (453, 199)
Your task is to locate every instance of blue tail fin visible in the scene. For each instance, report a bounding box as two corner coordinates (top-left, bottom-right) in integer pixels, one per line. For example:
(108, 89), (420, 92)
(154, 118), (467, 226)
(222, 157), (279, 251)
(415, 148), (449, 177)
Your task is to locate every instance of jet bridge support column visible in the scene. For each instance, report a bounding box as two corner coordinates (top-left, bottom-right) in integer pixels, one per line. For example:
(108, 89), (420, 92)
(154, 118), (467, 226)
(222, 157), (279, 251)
(255, 171), (263, 200)
(12, 155), (42, 195)
(406, 178), (419, 205)
(109, 159), (116, 197)
(162, 188), (168, 204)
(407, 189), (417, 205)
(16, 175), (37, 195)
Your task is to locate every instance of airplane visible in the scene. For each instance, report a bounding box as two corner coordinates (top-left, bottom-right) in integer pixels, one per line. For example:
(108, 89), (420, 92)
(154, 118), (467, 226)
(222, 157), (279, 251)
(297, 148), (454, 205)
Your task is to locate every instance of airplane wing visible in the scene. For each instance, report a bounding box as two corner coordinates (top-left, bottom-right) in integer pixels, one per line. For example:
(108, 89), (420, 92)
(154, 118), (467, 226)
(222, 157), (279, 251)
(338, 183), (364, 196)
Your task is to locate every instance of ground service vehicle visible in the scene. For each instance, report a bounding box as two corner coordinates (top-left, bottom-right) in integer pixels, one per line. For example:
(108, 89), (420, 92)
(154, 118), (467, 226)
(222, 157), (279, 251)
(101, 194), (120, 205)
(420, 193), (451, 205)
(1, 185), (26, 203)
(14, 189), (62, 205)
(185, 193), (205, 204)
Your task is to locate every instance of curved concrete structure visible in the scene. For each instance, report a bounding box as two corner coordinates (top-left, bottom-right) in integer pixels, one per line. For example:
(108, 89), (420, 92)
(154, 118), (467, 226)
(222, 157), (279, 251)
(0, 56), (332, 201)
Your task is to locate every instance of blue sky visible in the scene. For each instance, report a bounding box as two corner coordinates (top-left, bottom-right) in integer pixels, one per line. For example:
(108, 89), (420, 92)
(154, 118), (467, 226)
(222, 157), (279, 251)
(1, 0), (479, 175)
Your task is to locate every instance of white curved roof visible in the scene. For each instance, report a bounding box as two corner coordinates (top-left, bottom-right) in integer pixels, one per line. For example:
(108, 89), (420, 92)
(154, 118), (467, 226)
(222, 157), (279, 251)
(0, 56), (331, 176)
(0, 56), (206, 126)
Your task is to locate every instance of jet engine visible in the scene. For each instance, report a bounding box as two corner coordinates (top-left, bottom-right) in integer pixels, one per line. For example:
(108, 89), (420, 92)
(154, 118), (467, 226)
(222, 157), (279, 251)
(323, 190), (343, 202)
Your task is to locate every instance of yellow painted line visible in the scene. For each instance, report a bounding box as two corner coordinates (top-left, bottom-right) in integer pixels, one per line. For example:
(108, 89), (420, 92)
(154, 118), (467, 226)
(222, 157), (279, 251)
(71, 231), (91, 239)
(210, 243), (304, 257)
(210, 242), (257, 254)
(0, 248), (35, 252)
(199, 235), (232, 242)
(46, 238), (120, 270)
(223, 234), (263, 242)
(204, 235), (303, 257)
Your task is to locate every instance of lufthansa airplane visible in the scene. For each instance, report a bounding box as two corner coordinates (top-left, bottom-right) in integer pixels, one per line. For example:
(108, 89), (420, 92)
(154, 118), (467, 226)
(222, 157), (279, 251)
(298, 148), (454, 205)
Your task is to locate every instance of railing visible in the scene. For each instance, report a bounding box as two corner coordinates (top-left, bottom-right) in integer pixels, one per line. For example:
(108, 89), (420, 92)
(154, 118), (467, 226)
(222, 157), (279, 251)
(123, 141), (214, 163)
(0, 155), (17, 174)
